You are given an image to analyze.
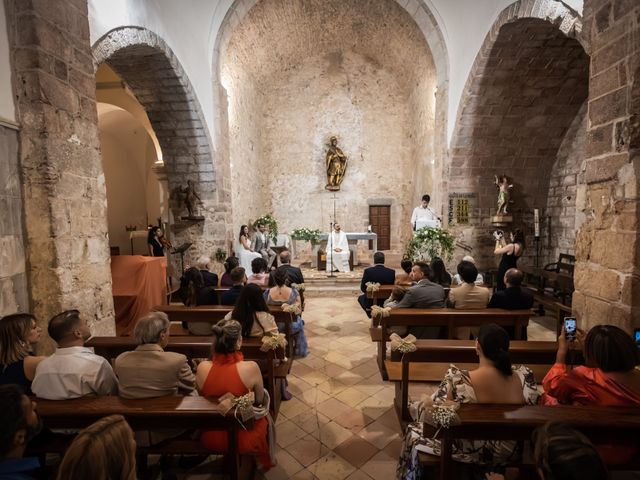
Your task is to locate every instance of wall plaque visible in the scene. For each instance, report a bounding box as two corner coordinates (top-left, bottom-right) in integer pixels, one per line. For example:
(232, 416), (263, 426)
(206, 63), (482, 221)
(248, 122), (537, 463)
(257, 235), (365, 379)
(448, 193), (478, 225)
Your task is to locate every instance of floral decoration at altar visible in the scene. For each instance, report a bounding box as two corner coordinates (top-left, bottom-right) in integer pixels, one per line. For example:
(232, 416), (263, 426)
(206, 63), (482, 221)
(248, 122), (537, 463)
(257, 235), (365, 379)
(291, 227), (321, 246)
(252, 213), (278, 242)
(405, 227), (455, 262)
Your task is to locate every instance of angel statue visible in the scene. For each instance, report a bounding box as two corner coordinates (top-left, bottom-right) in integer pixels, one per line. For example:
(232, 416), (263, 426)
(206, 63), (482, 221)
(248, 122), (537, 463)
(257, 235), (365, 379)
(325, 136), (347, 191)
(494, 174), (513, 215)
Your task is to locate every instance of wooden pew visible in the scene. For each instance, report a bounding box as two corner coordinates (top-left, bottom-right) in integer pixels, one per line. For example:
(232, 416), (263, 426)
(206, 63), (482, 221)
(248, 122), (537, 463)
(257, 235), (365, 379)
(34, 395), (255, 480)
(391, 340), (583, 422)
(154, 305), (297, 360)
(86, 336), (286, 418)
(372, 308), (533, 379)
(431, 404), (640, 479)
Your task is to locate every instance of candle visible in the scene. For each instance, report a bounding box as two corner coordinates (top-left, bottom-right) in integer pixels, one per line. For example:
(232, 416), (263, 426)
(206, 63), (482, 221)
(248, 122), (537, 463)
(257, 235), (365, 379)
(534, 209), (540, 237)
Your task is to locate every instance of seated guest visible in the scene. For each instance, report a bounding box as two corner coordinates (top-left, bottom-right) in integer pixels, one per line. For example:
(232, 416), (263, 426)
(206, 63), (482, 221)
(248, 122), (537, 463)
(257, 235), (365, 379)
(115, 311), (196, 398)
(196, 319), (273, 471)
(0, 314), (46, 394)
(180, 267), (217, 307)
(398, 324), (539, 478)
(430, 256), (452, 287)
(448, 260), (492, 339)
(220, 256), (239, 287)
(543, 325), (640, 465)
(486, 421), (608, 480)
(247, 257), (269, 287)
(196, 255), (219, 287)
(451, 255), (484, 285)
(56, 415), (136, 480)
(383, 286), (407, 308)
(390, 262), (445, 338)
(32, 310), (118, 399)
(395, 259), (414, 286)
(268, 250), (305, 308)
(224, 283), (278, 338)
(488, 268), (533, 340)
(0, 384), (41, 479)
(357, 251), (396, 314)
(221, 267), (246, 306)
(264, 268), (308, 357)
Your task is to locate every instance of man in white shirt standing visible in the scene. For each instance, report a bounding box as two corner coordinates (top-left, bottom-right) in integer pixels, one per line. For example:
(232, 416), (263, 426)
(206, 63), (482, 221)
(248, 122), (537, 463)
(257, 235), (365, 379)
(326, 223), (350, 272)
(410, 194), (441, 230)
(32, 310), (118, 399)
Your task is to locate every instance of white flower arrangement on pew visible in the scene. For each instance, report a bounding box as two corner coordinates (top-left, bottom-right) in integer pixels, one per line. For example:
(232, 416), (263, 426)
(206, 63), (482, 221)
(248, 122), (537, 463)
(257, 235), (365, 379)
(366, 281), (381, 293)
(291, 283), (305, 292)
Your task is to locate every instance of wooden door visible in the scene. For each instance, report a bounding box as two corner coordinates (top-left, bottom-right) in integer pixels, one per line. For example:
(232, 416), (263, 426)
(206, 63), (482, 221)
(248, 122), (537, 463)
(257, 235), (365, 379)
(369, 205), (390, 251)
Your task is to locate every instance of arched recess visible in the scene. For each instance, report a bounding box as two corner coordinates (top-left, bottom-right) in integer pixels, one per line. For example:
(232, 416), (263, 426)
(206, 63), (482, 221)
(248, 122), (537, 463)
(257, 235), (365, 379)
(447, 0), (589, 269)
(93, 27), (231, 260)
(210, 0), (450, 229)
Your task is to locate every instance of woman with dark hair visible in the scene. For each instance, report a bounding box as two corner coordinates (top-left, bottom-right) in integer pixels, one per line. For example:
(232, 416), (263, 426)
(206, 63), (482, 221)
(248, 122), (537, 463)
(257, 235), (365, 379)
(0, 313), (45, 394)
(179, 267), (218, 335)
(494, 228), (524, 290)
(195, 319), (273, 471)
(264, 268), (308, 358)
(147, 226), (165, 257)
(398, 324), (539, 478)
(543, 324), (640, 465)
(224, 283), (278, 338)
(220, 256), (239, 287)
(395, 259), (414, 286)
(247, 257), (269, 286)
(430, 257), (452, 287)
(237, 225), (261, 273)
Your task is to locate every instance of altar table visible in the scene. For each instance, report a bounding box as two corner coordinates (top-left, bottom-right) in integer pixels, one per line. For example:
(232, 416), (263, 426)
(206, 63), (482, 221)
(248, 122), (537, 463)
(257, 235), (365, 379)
(111, 256), (166, 335)
(310, 232), (378, 267)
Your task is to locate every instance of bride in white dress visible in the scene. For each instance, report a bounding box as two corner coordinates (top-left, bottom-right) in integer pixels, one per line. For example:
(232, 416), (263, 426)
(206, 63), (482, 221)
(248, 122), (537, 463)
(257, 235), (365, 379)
(237, 225), (261, 273)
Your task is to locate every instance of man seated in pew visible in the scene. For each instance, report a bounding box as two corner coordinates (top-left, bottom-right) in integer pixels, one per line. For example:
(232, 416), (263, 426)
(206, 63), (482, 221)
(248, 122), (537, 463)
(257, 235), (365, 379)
(221, 267), (247, 306)
(488, 268), (533, 340)
(196, 255), (219, 288)
(397, 324), (539, 479)
(486, 421), (608, 480)
(395, 259), (414, 286)
(196, 319), (274, 471)
(115, 311), (196, 398)
(32, 310), (118, 399)
(542, 324), (640, 466)
(390, 261), (445, 339)
(447, 260), (491, 340)
(357, 251), (396, 315)
(451, 255), (484, 285)
(0, 384), (42, 479)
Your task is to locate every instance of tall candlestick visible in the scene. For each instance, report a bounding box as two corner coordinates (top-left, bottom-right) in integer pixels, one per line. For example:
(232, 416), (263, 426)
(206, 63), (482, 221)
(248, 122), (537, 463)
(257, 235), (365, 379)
(534, 208), (540, 237)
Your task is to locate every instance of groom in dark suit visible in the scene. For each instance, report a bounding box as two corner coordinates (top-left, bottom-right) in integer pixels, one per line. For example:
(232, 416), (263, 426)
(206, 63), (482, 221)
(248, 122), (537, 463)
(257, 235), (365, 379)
(358, 252), (396, 314)
(253, 224), (276, 269)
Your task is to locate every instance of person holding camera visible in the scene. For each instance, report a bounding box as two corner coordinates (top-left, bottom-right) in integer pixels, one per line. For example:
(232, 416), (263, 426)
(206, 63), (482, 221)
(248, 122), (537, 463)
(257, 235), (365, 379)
(493, 229), (524, 291)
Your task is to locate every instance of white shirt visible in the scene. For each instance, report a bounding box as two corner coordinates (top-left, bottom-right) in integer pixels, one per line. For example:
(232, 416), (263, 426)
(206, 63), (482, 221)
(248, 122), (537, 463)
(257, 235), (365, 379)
(32, 346), (118, 399)
(411, 206), (439, 227)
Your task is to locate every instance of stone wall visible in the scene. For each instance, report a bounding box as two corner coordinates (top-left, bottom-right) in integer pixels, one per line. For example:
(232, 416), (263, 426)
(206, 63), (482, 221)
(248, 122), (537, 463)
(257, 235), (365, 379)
(5, 0), (115, 350)
(0, 124), (28, 316)
(573, 0), (640, 331)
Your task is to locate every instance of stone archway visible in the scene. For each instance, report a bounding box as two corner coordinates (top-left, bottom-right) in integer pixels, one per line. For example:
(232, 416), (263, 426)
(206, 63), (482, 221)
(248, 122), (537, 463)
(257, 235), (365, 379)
(93, 27), (231, 259)
(446, 0), (589, 270)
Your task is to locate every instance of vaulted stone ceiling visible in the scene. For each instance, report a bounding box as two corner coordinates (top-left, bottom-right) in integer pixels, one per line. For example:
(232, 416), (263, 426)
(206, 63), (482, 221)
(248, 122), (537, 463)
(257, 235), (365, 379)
(221, 0), (436, 93)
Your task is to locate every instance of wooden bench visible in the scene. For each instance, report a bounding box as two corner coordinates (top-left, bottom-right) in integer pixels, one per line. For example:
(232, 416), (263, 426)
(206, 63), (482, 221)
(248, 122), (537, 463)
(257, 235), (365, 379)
(371, 308), (533, 379)
(34, 395), (255, 480)
(86, 336), (287, 418)
(390, 339), (583, 422)
(523, 253), (574, 317)
(429, 404), (640, 479)
(154, 305), (297, 361)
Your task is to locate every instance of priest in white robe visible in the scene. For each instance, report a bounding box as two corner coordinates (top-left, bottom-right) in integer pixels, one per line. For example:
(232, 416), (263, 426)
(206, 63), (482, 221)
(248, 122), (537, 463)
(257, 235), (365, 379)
(326, 223), (350, 272)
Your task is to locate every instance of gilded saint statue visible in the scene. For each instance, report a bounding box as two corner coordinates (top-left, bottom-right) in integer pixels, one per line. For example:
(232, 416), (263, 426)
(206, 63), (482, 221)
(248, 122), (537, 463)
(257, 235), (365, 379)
(325, 136), (347, 191)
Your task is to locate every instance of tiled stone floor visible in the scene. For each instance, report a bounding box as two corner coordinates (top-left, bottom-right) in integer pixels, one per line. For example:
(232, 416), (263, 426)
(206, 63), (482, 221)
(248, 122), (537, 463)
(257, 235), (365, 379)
(185, 294), (556, 479)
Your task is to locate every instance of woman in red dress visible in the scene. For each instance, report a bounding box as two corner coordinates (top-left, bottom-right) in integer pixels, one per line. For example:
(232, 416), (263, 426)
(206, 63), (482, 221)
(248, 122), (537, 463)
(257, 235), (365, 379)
(542, 324), (640, 465)
(196, 319), (273, 470)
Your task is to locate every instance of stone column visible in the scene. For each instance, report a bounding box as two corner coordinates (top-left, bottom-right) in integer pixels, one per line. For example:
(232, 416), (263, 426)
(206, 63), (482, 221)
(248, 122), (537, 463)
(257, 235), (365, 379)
(5, 0), (115, 351)
(573, 0), (640, 330)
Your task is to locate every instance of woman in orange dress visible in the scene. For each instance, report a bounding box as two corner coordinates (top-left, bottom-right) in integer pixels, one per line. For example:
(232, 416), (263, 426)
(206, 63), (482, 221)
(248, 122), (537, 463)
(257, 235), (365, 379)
(542, 324), (640, 465)
(196, 319), (273, 471)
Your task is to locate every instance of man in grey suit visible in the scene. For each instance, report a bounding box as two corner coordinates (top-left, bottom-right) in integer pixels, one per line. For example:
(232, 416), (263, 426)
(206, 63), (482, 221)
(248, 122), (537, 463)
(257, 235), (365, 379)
(390, 261), (445, 338)
(253, 224), (276, 269)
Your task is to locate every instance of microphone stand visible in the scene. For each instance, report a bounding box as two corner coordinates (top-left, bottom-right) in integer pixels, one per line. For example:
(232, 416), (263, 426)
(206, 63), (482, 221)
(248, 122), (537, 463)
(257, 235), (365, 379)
(327, 193), (337, 278)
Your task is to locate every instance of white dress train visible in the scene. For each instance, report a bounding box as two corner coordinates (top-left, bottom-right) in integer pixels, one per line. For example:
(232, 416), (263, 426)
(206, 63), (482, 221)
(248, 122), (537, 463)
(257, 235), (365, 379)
(237, 239), (261, 273)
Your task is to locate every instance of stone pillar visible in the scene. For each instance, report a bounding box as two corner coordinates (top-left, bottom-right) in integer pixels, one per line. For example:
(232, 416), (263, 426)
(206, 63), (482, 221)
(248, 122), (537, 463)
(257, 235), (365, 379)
(573, 0), (640, 331)
(5, 0), (115, 351)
